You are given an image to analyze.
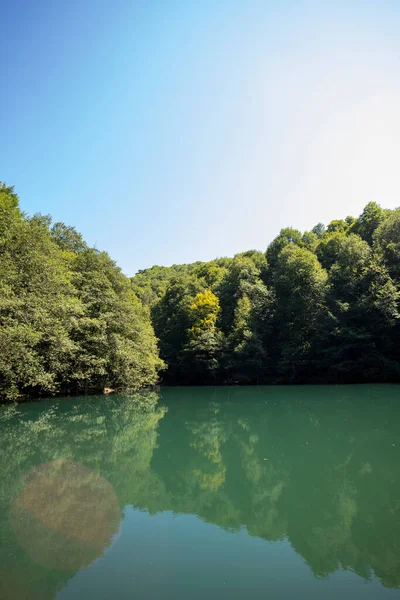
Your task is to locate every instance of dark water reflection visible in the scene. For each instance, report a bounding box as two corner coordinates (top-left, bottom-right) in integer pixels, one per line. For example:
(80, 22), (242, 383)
(1, 385), (400, 599)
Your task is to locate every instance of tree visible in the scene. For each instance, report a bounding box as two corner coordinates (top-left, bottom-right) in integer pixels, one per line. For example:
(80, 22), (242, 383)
(326, 219), (348, 234)
(51, 222), (87, 253)
(316, 231), (347, 270)
(0, 181), (18, 200)
(181, 290), (223, 382)
(151, 276), (204, 382)
(225, 291), (270, 383)
(373, 209), (400, 282)
(0, 199), (81, 399)
(316, 235), (400, 381)
(353, 202), (385, 245)
(311, 222), (325, 238)
(69, 248), (164, 392)
(302, 230), (319, 252)
(266, 228), (303, 272)
(273, 246), (328, 380)
(217, 256), (262, 334)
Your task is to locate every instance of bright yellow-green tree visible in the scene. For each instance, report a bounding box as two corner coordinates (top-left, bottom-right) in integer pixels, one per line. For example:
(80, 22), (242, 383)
(188, 290), (220, 337)
(181, 290), (223, 382)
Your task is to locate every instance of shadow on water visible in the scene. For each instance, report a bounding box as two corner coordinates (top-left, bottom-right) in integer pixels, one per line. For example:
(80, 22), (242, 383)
(0, 384), (400, 597)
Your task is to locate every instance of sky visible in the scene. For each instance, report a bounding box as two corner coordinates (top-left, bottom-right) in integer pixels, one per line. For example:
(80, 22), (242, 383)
(1, 0), (400, 275)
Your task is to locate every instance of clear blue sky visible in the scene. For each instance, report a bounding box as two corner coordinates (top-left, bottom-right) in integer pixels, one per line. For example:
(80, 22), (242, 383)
(1, 0), (400, 275)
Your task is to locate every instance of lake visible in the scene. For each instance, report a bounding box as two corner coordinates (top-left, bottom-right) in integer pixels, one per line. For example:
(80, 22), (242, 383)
(1, 385), (400, 599)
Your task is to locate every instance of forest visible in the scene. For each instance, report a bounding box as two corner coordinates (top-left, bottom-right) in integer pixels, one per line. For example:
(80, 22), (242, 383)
(2, 180), (400, 400)
(0, 183), (163, 401)
(133, 200), (400, 386)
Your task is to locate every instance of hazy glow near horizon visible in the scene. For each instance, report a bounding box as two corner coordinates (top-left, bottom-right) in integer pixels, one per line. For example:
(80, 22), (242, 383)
(1, 0), (400, 274)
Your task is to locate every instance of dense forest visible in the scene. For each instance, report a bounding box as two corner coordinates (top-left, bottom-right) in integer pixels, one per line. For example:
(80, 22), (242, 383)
(3, 180), (400, 400)
(0, 183), (163, 401)
(133, 201), (400, 385)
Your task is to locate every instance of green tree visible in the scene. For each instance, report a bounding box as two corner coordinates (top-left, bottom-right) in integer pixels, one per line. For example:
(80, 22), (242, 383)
(316, 231), (347, 270)
(151, 276), (204, 382)
(273, 246), (328, 380)
(266, 227), (303, 272)
(180, 290), (223, 382)
(353, 201), (385, 245)
(311, 222), (325, 238)
(316, 235), (400, 381)
(217, 256), (263, 334)
(225, 289), (270, 383)
(373, 209), (400, 281)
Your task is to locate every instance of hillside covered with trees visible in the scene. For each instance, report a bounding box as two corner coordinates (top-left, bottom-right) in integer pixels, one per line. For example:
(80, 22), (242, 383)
(0, 183), (163, 401)
(2, 180), (400, 400)
(133, 201), (400, 385)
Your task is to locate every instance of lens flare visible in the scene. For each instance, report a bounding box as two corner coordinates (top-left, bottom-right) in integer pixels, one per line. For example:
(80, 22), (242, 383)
(9, 460), (120, 570)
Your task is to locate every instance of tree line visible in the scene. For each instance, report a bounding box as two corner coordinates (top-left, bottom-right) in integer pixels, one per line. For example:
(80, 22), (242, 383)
(3, 180), (400, 399)
(132, 200), (400, 385)
(0, 183), (163, 401)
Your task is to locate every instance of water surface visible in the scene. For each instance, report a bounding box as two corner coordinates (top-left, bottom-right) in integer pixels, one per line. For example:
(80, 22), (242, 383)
(1, 385), (400, 599)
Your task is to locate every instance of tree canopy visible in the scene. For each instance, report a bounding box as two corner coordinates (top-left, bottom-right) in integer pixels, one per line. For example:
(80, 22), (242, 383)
(3, 181), (400, 398)
(132, 201), (400, 385)
(0, 183), (163, 401)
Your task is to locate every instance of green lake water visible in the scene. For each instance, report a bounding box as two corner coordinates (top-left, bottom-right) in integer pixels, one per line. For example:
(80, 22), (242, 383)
(1, 385), (400, 599)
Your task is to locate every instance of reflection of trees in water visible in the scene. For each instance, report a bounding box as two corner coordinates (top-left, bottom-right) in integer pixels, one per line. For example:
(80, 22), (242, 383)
(190, 413), (228, 492)
(0, 392), (166, 598)
(151, 386), (400, 588)
(1, 385), (400, 594)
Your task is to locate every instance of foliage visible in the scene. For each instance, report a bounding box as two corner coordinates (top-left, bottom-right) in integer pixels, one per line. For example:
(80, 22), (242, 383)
(0, 183), (163, 401)
(373, 209), (400, 282)
(132, 200), (400, 385)
(273, 245), (328, 380)
(3, 180), (400, 393)
(188, 290), (220, 337)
